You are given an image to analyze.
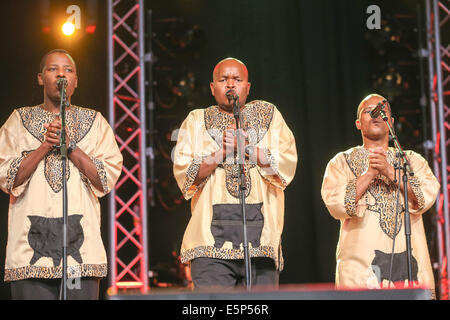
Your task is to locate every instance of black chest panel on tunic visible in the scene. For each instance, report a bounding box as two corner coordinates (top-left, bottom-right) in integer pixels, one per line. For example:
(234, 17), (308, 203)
(211, 203), (264, 250)
(27, 214), (84, 267)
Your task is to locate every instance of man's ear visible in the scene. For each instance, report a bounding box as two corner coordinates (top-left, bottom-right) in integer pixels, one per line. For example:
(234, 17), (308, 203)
(246, 82), (251, 95)
(37, 73), (44, 86)
(355, 119), (361, 130)
(209, 82), (215, 97)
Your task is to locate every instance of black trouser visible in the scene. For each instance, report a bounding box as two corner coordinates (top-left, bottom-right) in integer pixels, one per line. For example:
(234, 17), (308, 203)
(10, 277), (100, 300)
(190, 257), (279, 290)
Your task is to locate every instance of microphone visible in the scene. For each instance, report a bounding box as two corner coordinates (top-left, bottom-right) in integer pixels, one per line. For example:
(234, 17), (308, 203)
(226, 89), (238, 101)
(370, 99), (387, 118)
(226, 90), (240, 118)
(57, 77), (68, 89)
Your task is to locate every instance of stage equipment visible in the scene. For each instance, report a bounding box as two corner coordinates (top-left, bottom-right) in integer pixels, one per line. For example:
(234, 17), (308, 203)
(425, 0), (450, 300)
(107, 0), (149, 293)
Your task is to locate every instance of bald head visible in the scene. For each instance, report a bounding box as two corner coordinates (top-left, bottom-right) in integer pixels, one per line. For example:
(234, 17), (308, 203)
(210, 57), (251, 111)
(357, 93), (391, 120)
(212, 57), (248, 81)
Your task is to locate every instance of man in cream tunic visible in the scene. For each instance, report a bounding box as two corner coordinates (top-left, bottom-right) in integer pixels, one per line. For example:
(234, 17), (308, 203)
(0, 49), (122, 299)
(321, 94), (439, 298)
(173, 58), (297, 289)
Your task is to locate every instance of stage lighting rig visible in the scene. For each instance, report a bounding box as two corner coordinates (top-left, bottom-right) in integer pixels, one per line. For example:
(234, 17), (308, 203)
(366, 4), (424, 150)
(38, 0), (98, 40)
(150, 16), (207, 212)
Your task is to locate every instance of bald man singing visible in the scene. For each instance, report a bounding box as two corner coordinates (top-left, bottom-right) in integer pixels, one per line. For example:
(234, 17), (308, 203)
(321, 94), (439, 298)
(173, 58), (297, 290)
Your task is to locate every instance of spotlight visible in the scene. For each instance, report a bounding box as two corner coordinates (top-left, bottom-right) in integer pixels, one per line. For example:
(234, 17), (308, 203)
(62, 22), (75, 36)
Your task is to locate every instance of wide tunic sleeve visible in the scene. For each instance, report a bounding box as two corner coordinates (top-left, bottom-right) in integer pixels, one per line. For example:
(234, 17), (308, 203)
(0, 110), (33, 197)
(256, 106), (297, 190)
(321, 152), (366, 220)
(173, 110), (214, 200)
(83, 113), (123, 198)
(406, 151), (440, 215)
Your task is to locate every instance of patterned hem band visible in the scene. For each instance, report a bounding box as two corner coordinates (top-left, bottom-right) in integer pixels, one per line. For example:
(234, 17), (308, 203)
(180, 245), (284, 271)
(4, 263), (107, 282)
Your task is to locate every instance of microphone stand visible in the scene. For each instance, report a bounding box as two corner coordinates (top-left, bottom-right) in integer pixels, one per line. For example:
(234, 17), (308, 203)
(231, 95), (252, 290)
(379, 108), (415, 286)
(58, 80), (70, 300)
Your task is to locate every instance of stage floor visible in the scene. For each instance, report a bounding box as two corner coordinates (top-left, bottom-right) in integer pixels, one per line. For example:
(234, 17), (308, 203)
(107, 283), (431, 300)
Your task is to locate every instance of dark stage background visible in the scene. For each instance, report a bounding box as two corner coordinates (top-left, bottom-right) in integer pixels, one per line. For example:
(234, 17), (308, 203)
(0, 0), (438, 299)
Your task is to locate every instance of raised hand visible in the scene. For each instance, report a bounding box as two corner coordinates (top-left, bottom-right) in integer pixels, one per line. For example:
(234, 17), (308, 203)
(368, 147), (394, 181)
(222, 123), (248, 160)
(43, 117), (70, 149)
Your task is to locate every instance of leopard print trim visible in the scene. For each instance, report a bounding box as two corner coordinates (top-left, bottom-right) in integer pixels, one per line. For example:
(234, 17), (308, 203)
(203, 101), (274, 198)
(79, 171), (90, 190)
(204, 106), (235, 139)
(204, 101), (274, 149)
(181, 245), (284, 271)
(79, 164), (106, 193)
(44, 149), (70, 193)
(262, 148), (277, 171)
(91, 157), (109, 194)
(17, 105), (97, 193)
(344, 178), (358, 217)
(6, 156), (25, 192)
(261, 147), (287, 187)
(18, 105), (97, 144)
(240, 101), (274, 143)
(408, 175), (425, 212)
(5, 150), (35, 192)
(344, 147), (403, 239)
(4, 263), (107, 282)
(182, 156), (205, 198)
(21, 150), (34, 158)
(220, 163), (253, 198)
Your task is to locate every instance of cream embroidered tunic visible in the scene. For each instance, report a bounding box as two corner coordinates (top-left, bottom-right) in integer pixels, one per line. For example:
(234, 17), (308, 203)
(173, 100), (297, 270)
(0, 105), (123, 281)
(321, 146), (439, 295)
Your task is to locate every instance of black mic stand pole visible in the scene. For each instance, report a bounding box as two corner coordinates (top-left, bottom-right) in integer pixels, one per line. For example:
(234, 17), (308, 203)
(379, 108), (414, 286)
(232, 96), (252, 290)
(58, 80), (70, 300)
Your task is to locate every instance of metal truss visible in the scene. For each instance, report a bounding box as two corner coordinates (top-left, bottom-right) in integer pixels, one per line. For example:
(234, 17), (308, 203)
(107, 0), (148, 293)
(426, 0), (450, 300)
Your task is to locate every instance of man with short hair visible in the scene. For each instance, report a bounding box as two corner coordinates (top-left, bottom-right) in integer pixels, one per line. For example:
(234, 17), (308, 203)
(0, 49), (123, 299)
(321, 94), (439, 297)
(173, 57), (297, 289)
